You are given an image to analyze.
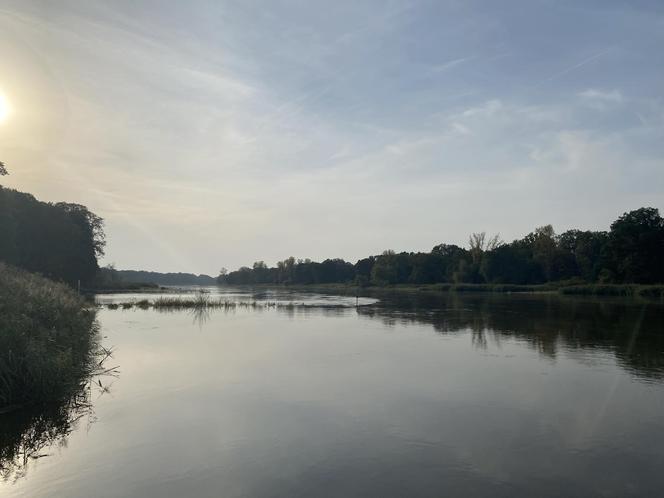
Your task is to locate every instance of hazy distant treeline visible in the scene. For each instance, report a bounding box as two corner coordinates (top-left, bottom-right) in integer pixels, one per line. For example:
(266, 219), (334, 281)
(110, 269), (216, 286)
(0, 186), (105, 286)
(219, 207), (664, 286)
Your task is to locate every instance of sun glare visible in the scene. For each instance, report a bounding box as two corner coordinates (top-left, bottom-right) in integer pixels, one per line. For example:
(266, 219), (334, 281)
(0, 93), (12, 123)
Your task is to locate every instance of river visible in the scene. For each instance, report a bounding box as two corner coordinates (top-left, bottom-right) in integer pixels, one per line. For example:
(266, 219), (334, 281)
(2, 287), (664, 497)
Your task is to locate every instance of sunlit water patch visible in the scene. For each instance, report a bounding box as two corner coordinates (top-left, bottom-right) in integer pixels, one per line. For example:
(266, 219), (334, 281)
(94, 286), (378, 308)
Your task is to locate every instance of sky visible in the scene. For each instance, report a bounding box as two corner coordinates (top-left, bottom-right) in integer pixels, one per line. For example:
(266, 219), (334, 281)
(0, 0), (663, 275)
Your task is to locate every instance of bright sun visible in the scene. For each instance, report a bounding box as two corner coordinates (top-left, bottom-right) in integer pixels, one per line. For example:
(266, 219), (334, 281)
(0, 93), (12, 124)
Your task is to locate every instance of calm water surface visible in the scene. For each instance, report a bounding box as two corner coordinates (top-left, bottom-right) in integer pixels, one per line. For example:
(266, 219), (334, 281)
(2, 288), (664, 497)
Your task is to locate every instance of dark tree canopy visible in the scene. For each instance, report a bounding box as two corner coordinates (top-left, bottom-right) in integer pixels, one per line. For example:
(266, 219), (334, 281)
(607, 207), (664, 284)
(55, 203), (106, 258)
(219, 207), (664, 287)
(108, 269), (216, 286)
(0, 186), (105, 286)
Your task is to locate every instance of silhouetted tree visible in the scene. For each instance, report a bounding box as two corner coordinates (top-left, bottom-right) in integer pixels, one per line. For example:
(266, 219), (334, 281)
(354, 256), (375, 280)
(218, 207), (664, 287)
(557, 229), (608, 281)
(606, 207), (664, 283)
(0, 187), (105, 285)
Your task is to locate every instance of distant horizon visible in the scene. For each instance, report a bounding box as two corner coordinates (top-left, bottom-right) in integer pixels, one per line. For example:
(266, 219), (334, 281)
(1, 1), (663, 274)
(112, 203), (658, 275)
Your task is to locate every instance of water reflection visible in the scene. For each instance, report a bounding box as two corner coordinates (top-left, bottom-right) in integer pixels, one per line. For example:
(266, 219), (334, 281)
(1, 385), (104, 482)
(0, 354), (118, 482)
(355, 292), (664, 380)
(151, 288), (664, 380)
(134, 288), (664, 380)
(4, 289), (664, 497)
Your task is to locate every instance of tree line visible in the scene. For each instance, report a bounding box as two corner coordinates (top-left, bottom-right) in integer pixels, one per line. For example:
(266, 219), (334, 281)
(109, 269), (217, 286)
(219, 207), (664, 286)
(0, 185), (105, 286)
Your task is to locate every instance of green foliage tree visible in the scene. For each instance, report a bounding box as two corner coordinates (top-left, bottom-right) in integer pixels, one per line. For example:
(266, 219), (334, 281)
(370, 250), (399, 285)
(527, 225), (559, 281)
(606, 207), (664, 283)
(557, 230), (608, 281)
(431, 244), (467, 282)
(219, 207), (664, 287)
(481, 241), (540, 284)
(0, 187), (105, 286)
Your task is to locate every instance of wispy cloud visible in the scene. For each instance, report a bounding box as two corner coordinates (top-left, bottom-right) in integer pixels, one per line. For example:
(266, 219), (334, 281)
(540, 48), (615, 84)
(578, 88), (623, 102)
(0, 0), (662, 272)
(461, 100), (503, 118)
(431, 57), (474, 73)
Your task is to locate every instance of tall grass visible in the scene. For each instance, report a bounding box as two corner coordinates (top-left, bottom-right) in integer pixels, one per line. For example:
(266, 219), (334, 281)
(153, 293), (212, 309)
(0, 263), (100, 410)
(559, 284), (664, 298)
(104, 296), (324, 311)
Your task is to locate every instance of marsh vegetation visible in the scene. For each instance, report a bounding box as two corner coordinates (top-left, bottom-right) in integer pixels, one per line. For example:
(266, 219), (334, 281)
(0, 264), (115, 411)
(102, 290), (360, 311)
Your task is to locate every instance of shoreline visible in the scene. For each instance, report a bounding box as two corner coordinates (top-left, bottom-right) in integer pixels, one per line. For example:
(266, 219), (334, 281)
(217, 282), (664, 300)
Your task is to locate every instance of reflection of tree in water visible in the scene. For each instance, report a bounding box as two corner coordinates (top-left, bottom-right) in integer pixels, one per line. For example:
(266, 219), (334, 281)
(356, 292), (664, 380)
(471, 328), (489, 350)
(0, 353), (118, 482)
(147, 290), (664, 379)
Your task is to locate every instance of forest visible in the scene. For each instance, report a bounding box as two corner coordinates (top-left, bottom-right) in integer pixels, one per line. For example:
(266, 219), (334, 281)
(1, 176), (662, 291)
(0, 185), (105, 286)
(98, 265), (217, 288)
(220, 207), (664, 287)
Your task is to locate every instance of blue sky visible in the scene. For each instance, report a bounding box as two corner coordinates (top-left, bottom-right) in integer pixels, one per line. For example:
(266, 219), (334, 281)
(0, 0), (663, 273)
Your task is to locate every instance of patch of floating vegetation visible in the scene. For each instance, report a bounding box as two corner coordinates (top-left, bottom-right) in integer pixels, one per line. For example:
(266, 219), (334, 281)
(102, 297), (366, 311)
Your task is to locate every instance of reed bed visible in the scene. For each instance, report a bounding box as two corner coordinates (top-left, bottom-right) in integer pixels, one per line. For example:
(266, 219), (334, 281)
(559, 284), (664, 298)
(103, 297), (351, 311)
(0, 263), (107, 410)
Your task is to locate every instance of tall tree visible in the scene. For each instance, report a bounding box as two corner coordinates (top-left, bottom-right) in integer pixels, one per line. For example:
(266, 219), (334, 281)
(606, 207), (664, 283)
(0, 187), (105, 285)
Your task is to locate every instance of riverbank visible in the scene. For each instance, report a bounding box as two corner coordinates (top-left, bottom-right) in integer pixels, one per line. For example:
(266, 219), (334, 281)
(84, 282), (161, 294)
(242, 282), (664, 300)
(0, 263), (100, 411)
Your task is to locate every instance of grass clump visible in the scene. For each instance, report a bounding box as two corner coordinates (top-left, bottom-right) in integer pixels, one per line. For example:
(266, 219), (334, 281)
(637, 285), (664, 298)
(0, 263), (99, 410)
(153, 291), (212, 309)
(559, 284), (636, 296)
(559, 284), (664, 298)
